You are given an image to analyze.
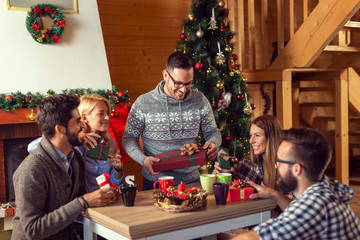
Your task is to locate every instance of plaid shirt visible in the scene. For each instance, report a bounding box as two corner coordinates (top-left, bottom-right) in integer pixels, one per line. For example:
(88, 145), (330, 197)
(253, 176), (360, 239)
(230, 158), (264, 185)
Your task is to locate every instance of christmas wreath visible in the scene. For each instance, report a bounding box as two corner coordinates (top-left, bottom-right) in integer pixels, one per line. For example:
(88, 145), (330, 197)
(26, 4), (65, 44)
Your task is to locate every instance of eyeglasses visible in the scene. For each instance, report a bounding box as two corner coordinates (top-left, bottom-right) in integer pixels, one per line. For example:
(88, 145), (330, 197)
(275, 158), (307, 170)
(166, 70), (195, 89)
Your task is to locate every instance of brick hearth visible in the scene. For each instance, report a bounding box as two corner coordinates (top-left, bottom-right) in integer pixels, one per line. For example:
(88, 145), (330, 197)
(0, 109), (41, 203)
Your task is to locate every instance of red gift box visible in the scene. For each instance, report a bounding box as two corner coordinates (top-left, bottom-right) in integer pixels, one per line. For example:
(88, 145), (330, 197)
(228, 186), (254, 201)
(153, 148), (207, 172)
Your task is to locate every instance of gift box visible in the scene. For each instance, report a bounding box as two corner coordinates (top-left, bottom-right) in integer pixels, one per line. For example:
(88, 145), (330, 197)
(217, 148), (232, 169)
(228, 186), (254, 201)
(153, 148), (207, 172)
(84, 143), (110, 160)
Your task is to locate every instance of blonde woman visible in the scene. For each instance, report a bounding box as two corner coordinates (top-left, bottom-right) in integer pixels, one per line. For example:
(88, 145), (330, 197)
(28, 94), (124, 192)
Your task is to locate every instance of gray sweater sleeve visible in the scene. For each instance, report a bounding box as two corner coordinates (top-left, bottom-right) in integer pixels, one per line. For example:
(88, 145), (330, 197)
(122, 100), (147, 165)
(13, 160), (84, 239)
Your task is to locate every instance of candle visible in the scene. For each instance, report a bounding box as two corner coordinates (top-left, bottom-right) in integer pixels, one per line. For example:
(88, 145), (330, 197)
(178, 181), (185, 192)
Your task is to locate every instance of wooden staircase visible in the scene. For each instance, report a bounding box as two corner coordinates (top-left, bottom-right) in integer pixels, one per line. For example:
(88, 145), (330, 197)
(229, 0), (360, 184)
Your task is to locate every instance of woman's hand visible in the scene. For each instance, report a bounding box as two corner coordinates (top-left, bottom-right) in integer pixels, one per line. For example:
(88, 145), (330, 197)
(109, 150), (123, 170)
(212, 161), (232, 175)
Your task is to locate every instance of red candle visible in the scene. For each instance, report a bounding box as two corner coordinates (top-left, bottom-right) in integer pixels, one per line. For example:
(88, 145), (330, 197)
(178, 181), (185, 192)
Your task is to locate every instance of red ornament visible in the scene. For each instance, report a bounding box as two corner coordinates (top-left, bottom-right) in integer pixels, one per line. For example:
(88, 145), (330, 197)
(180, 33), (187, 40)
(111, 110), (118, 118)
(5, 94), (14, 101)
(108, 92), (113, 96)
(178, 181), (185, 191)
(195, 62), (203, 71)
(233, 54), (238, 61)
(237, 93), (244, 100)
(220, 28), (225, 32)
(211, 102), (217, 108)
(226, 136), (231, 141)
(118, 91), (125, 97)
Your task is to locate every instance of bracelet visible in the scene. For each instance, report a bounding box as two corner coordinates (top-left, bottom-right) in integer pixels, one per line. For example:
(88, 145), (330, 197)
(79, 195), (89, 209)
(114, 167), (123, 172)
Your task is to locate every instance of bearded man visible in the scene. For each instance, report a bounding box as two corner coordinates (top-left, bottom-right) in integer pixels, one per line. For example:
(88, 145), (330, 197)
(232, 128), (360, 240)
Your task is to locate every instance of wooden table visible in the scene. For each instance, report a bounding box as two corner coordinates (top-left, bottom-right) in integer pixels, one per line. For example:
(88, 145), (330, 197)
(83, 184), (277, 240)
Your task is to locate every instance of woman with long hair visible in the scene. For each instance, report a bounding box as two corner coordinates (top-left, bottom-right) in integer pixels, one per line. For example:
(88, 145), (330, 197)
(213, 114), (281, 188)
(77, 94), (124, 192)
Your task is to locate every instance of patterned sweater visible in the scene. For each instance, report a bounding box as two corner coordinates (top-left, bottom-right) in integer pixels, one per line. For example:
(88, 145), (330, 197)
(123, 80), (222, 184)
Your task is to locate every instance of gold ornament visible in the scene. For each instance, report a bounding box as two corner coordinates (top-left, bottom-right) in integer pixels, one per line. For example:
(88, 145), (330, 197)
(196, 24), (204, 38)
(29, 109), (36, 121)
(216, 82), (224, 89)
(243, 103), (252, 115)
(229, 71), (234, 77)
(225, 44), (232, 52)
(218, 0), (225, 7)
(188, 13), (194, 21)
(207, 64), (212, 75)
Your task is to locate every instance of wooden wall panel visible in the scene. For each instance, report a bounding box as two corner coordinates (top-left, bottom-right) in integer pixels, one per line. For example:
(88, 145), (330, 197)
(97, 0), (191, 102)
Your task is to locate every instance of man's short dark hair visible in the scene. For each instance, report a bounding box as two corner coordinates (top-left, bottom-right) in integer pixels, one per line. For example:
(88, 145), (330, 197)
(281, 128), (332, 181)
(35, 94), (80, 139)
(165, 52), (194, 72)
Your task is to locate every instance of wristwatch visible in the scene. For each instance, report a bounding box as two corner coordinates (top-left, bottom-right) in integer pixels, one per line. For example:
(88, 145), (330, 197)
(114, 167), (123, 172)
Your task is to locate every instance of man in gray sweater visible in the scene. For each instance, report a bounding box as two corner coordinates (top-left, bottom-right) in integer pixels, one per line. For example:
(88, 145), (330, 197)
(123, 52), (222, 190)
(12, 94), (117, 240)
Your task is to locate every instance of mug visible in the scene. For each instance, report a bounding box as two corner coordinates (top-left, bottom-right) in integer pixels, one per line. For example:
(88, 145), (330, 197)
(200, 174), (216, 194)
(213, 182), (229, 205)
(217, 173), (232, 185)
(153, 176), (174, 191)
(119, 184), (137, 207)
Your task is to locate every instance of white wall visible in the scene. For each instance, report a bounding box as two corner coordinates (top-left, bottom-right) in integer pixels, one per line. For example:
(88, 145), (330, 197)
(0, 0), (112, 94)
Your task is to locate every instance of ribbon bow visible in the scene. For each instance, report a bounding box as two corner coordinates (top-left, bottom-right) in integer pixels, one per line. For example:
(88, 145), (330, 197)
(31, 24), (40, 33)
(56, 20), (65, 27)
(180, 143), (200, 156)
(51, 35), (61, 44)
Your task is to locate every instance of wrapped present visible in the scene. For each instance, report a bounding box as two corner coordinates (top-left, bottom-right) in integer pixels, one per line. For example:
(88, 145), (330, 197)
(153, 147), (207, 172)
(227, 179), (254, 201)
(84, 143), (110, 160)
(217, 148), (233, 169)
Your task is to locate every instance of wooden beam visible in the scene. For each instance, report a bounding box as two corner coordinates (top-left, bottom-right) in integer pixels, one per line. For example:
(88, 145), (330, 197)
(335, 70), (349, 185)
(237, 0), (245, 71)
(303, 0), (308, 22)
(270, 0), (360, 69)
(248, 0), (256, 70)
(243, 70), (283, 82)
(276, 0), (284, 52)
(289, 0), (295, 37)
(292, 81), (300, 128)
(348, 68), (360, 112)
(261, 0), (269, 66)
(276, 70), (293, 129)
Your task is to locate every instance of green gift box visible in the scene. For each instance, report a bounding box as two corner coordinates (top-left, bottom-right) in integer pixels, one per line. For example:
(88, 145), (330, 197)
(217, 147), (232, 169)
(84, 143), (110, 161)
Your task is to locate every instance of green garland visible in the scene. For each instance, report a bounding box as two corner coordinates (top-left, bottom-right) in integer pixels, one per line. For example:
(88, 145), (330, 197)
(0, 86), (130, 112)
(26, 4), (65, 44)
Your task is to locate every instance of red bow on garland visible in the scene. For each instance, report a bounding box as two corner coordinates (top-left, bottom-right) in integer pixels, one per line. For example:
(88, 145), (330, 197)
(30, 24), (40, 33)
(56, 20), (65, 27)
(51, 35), (61, 44)
(34, 7), (43, 15)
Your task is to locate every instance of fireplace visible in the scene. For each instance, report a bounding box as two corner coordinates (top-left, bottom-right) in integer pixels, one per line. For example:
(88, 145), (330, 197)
(0, 108), (41, 203)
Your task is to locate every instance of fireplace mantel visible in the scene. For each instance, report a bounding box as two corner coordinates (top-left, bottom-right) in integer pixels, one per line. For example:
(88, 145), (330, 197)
(0, 108), (41, 203)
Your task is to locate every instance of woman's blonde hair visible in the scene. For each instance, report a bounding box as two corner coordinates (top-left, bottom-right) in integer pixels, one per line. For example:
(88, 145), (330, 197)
(78, 94), (112, 145)
(249, 115), (282, 189)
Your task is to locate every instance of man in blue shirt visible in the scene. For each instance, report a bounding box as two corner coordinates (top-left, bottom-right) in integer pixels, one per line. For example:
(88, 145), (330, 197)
(233, 128), (360, 240)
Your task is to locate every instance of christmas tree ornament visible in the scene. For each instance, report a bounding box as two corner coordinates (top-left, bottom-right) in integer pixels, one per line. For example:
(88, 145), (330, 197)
(195, 61), (203, 71)
(215, 42), (226, 65)
(206, 64), (212, 75)
(218, 92), (231, 110)
(183, 44), (187, 53)
(188, 13), (194, 21)
(111, 109), (118, 118)
(233, 54), (238, 61)
(218, 0), (225, 8)
(220, 22), (225, 32)
(29, 109), (36, 121)
(180, 25), (187, 40)
(25, 94), (33, 103)
(216, 81), (224, 90)
(211, 97), (217, 108)
(237, 93), (244, 100)
(225, 44), (232, 52)
(118, 91), (125, 97)
(196, 24), (204, 38)
(243, 93), (252, 115)
(208, 8), (218, 30)
(226, 130), (231, 140)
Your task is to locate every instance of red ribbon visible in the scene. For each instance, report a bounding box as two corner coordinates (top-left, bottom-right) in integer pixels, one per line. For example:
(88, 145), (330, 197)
(31, 24), (40, 33)
(51, 35), (61, 44)
(56, 20), (65, 27)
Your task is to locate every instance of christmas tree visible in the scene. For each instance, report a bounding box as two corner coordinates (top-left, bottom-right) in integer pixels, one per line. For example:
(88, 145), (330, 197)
(176, 0), (252, 171)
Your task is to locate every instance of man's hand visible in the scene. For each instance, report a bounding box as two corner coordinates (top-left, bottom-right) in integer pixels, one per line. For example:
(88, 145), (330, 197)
(204, 141), (217, 161)
(143, 156), (160, 175)
(248, 181), (292, 211)
(83, 187), (117, 207)
(79, 132), (101, 149)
